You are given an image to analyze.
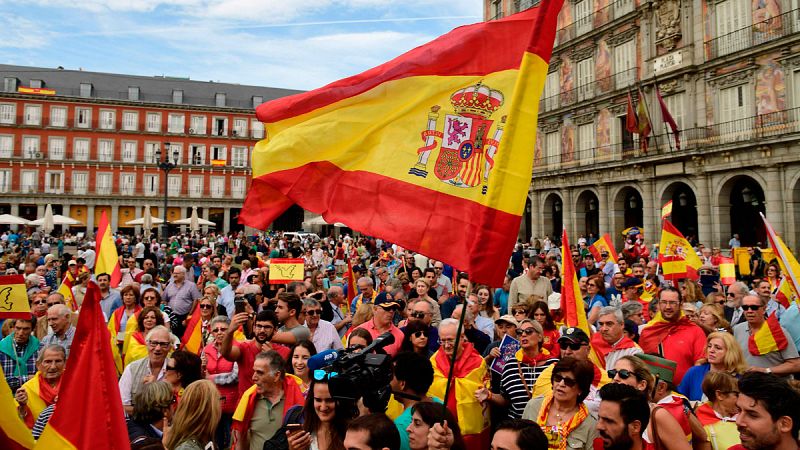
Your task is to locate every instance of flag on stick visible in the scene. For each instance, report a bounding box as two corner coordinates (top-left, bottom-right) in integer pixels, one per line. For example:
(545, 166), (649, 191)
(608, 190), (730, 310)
(761, 213), (800, 305)
(560, 228), (590, 336)
(719, 257), (736, 285)
(636, 87), (652, 151)
(238, 1), (564, 286)
(588, 233), (619, 264)
(658, 220), (701, 280)
(56, 271), (77, 311)
(775, 277), (796, 309)
(181, 303), (204, 354)
(94, 210), (121, 288)
(656, 85), (680, 150)
(0, 275), (31, 319)
(626, 90), (638, 135)
(661, 200), (673, 219)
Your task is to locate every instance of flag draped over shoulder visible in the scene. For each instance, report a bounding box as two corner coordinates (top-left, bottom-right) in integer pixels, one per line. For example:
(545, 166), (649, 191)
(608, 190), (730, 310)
(560, 229), (590, 336)
(0, 275), (31, 320)
(762, 213), (800, 305)
(749, 313), (788, 356)
(0, 366), (34, 450)
(639, 311), (693, 355)
(94, 211), (121, 288)
(35, 281), (130, 450)
(659, 220), (701, 280)
(239, 0), (564, 285)
(588, 233), (619, 264)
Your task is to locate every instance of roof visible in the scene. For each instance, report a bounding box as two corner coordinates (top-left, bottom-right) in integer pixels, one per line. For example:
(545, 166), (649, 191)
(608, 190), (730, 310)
(0, 64), (303, 110)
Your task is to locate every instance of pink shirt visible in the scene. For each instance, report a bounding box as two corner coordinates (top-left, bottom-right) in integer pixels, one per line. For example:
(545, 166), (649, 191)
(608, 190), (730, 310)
(354, 319), (404, 357)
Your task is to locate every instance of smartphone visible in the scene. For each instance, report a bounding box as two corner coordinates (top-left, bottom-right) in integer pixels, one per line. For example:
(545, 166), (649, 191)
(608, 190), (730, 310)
(234, 299), (247, 315)
(286, 423), (303, 434)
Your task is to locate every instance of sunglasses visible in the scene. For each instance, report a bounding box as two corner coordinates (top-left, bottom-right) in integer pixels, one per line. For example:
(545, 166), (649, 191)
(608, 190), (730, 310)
(552, 373), (578, 387)
(742, 305), (763, 311)
(518, 328), (537, 336)
(212, 327), (228, 333)
(33, 300), (47, 305)
(608, 369), (637, 380)
(199, 304), (214, 310)
(305, 310), (321, 316)
(347, 344), (366, 351)
(512, 309), (528, 315)
(559, 341), (585, 351)
(726, 292), (736, 297)
(413, 331), (427, 338)
(166, 365), (177, 371)
(410, 311), (428, 319)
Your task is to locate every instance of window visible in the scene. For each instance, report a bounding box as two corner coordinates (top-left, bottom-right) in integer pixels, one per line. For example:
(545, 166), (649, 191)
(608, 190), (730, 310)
(576, 58), (595, 101)
(24, 104), (42, 125)
(210, 145), (227, 163)
(128, 87), (140, 101)
(168, 113), (185, 133)
(122, 111), (138, 131)
(96, 172), (112, 195)
(578, 122), (596, 163)
(210, 177), (225, 198)
(80, 83), (92, 98)
(543, 71), (559, 111)
(251, 120), (264, 138)
(167, 143), (183, 164)
(575, 0), (594, 36)
(168, 175), (182, 196)
(99, 110), (115, 130)
(233, 118), (248, 137)
(213, 117), (228, 136)
(0, 103), (15, 124)
(4, 77), (18, 92)
(21, 170), (37, 193)
(98, 139), (114, 162)
(794, 70), (800, 109)
(661, 92), (685, 150)
(719, 84), (752, 141)
(190, 144), (206, 165)
(231, 146), (247, 167)
(215, 93), (226, 107)
(146, 112), (161, 132)
(188, 176), (203, 198)
(74, 138), (90, 161)
(614, 39), (636, 89)
(615, 0), (634, 18)
(72, 172), (88, 194)
(76, 107), (91, 128)
(23, 136), (40, 159)
(30, 80), (43, 89)
(231, 177), (246, 198)
(50, 106), (67, 127)
(618, 114), (636, 152)
(120, 174), (135, 195)
(190, 116), (207, 135)
(0, 135), (13, 158)
(49, 137), (66, 160)
(545, 131), (560, 166)
(143, 174), (159, 196)
(122, 141), (137, 163)
(0, 170), (10, 193)
(44, 171), (64, 194)
(715, 0), (749, 56)
(144, 142), (158, 163)
(172, 90), (183, 104)
(252, 96), (263, 108)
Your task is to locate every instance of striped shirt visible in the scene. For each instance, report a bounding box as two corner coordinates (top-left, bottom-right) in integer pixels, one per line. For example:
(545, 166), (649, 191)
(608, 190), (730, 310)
(500, 356), (558, 419)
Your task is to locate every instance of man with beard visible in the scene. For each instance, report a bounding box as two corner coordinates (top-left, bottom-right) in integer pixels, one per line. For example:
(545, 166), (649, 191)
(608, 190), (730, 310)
(222, 309), (289, 396)
(595, 383), (650, 450)
(732, 372), (800, 450)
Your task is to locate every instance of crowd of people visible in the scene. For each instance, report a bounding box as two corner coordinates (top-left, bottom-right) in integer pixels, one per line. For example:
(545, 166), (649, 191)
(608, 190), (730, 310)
(1, 227), (800, 450)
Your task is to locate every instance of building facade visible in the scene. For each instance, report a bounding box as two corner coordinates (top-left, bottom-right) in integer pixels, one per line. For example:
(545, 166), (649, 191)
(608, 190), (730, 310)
(0, 65), (302, 235)
(486, 0), (800, 249)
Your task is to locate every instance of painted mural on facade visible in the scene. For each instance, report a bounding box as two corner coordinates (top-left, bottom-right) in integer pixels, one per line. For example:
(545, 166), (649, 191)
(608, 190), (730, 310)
(560, 55), (575, 104)
(596, 108), (613, 159)
(557, 1), (573, 44)
(594, 0), (611, 27)
(752, 0), (782, 35)
(596, 39), (612, 93)
(535, 129), (544, 165)
(755, 53), (786, 125)
(562, 115), (576, 163)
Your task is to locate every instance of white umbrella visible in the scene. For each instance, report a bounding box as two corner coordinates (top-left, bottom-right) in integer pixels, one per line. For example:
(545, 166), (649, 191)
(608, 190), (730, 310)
(124, 216), (165, 226)
(29, 215), (82, 226)
(42, 204), (54, 235)
(190, 206), (199, 232)
(172, 216), (216, 227)
(0, 214), (29, 225)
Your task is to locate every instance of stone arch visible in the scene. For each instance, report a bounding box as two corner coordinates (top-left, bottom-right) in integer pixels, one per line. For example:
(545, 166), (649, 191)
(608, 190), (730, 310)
(542, 192), (563, 240)
(660, 181), (699, 242)
(611, 185), (644, 246)
(575, 189), (600, 238)
(716, 174), (767, 246)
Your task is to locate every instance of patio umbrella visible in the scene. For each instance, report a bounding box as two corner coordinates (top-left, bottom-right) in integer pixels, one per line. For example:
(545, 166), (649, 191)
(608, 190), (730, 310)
(42, 204), (55, 235)
(172, 216), (216, 227)
(0, 214), (30, 225)
(190, 206), (199, 232)
(29, 215), (82, 226)
(124, 216), (165, 226)
(143, 205), (153, 231)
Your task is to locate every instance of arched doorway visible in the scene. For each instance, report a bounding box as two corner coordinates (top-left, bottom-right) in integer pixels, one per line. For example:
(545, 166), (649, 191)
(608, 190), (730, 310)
(612, 186), (643, 245)
(718, 175), (766, 246)
(576, 190), (600, 238)
(542, 193), (563, 239)
(661, 182), (698, 241)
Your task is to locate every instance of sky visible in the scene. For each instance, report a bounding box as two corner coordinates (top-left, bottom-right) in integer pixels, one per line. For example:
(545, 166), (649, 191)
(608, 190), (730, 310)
(0, 0), (483, 91)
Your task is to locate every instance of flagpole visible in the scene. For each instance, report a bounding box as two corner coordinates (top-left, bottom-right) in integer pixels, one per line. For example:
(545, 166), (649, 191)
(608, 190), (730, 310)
(637, 81), (660, 153)
(652, 73), (674, 152)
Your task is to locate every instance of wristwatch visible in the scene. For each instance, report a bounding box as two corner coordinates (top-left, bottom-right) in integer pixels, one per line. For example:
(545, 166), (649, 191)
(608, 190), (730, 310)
(766, 368), (772, 374)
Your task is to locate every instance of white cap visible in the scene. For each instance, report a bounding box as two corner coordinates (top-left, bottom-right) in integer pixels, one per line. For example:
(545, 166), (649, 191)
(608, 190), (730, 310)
(548, 292), (562, 310)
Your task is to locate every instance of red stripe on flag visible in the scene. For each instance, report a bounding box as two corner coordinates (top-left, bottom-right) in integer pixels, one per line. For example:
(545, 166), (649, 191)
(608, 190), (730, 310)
(238, 162), (519, 285)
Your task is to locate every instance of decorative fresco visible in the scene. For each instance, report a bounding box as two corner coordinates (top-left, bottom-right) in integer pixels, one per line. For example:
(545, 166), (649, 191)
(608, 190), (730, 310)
(596, 108), (613, 159)
(534, 129), (544, 165)
(596, 39), (612, 93)
(594, 0), (611, 27)
(755, 53), (786, 125)
(560, 56), (575, 104)
(557, 2), (573, 44)
(561, 115), (576, 163)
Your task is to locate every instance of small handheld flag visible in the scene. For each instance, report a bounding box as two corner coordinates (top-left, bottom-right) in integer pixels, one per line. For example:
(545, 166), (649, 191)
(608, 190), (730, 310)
(0, 275), (30, 320)
(661, 200), (673, 219)
(268, 259), (305, 284)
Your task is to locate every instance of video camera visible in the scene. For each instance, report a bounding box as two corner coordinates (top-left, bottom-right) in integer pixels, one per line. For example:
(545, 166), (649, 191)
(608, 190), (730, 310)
(311, 331), (395, 413)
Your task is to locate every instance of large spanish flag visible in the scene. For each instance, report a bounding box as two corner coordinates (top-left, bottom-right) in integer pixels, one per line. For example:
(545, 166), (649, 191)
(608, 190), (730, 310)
(762, 213), (800, 307)
(94, 210), (121, 288)
(560, 228), (591, 336)
(588, 233), (619, 264)
(35, 281), (129, 450)
(658, 220), (701, 280)
(0, 367), (34, 449)
(239, 1), (563, 285)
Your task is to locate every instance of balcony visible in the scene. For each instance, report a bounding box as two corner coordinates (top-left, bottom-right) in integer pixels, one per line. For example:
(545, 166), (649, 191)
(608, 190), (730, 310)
(540, 67), (638, 113)
(705, 8), (800, 60)
(1, 184), (243, 199)
(554, 0), (636, 47)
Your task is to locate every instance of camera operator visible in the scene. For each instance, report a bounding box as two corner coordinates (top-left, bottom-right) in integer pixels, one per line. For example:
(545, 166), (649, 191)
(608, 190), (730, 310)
(391, 352), (437, 450)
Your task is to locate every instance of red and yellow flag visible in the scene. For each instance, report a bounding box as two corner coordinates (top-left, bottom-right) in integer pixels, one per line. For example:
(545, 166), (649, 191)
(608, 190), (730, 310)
(56, 271), (77, 311)
(0, 367), (34, 449)
(762, 213), (800, 307)
(749, 313), (788, 356)
(661, 200), (673, 219)
(181, 303), (204, 354)
(94, 210), (121, 288)
(238, 1), (564, 285)
(659, 220), (701, 280)
(344, 260), (355, 309)
(0, 275), (30, 320)
(588, 233), (619, 264)
(35, 281), (130, 450)
(719, 257), (736, 285)
(636, 87), (651, 151)
(268, 258), (304, 284)
(775, 277), (797, 309)
(560, 228), (590, 336)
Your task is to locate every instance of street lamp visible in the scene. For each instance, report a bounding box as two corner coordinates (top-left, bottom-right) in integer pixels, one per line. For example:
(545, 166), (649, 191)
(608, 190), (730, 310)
(155, 142), (179, 242)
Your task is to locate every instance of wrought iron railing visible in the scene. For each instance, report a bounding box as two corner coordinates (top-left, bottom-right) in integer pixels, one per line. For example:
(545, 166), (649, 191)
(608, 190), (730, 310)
(554, 0), (636, 46)
(539, 67), (638, 113)
(705, 8), (800, 59)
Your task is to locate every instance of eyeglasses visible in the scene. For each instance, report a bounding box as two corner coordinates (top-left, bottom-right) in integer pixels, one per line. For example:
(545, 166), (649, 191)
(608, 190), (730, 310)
(410, 311), (428, 319)
(199, 304), (214, 310)
(552, 373), (578, 387)
(438, 338), (456, 346)
(148, 340), (171, 348)
(608, 369), (638, 380)
(313, 369), (339, 381)
(559, 341), (586, 351)
(742, 304), (763, 311)
(518, 328), (537, 336)
(305, 310), (321, 316)
(212, 327), (228, 333)
(413, 331), (427, 338)
(33, 300), (47, 305)
(512, 309), (528, 316)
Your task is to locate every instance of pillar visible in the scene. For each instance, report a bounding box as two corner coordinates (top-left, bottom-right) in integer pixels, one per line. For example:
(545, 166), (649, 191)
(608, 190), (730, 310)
(694, 174), (712, 246)
(10, 203), (19, 232)
(641, 179), (656, 242)
(202, 207), (210, 234)
(86, 205), (95, 236)
(562, 188), (574, 241)
(110, 204), (119, 233)
(62, 204), (71, 234)
(223, 208), (231, 234)
(36, 204), (45, 220)
(764, 166), (785, 236)
(597, 184), (609, 236)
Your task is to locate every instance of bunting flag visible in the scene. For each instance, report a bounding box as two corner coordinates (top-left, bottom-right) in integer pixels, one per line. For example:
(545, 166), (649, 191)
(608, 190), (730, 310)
(661, 200), (673, 219)
(656, 85), (680, 150)
(238, 1), (564, 285)
(719, 257), (736, 285)
(636, 87), (651, 152)
(268, 258), (305, 284)
(56, 271), (77, 311)
(659, 220), (702, 281)
(35, 281), (130, 450)
(625, 90), (638, 135)
(748, 313), (789, 356)
(94, 210), (121, 288)
(560, 228), (591, 336)
(0, 275), (31, 319)
(761, 213), (800, 306)
(588, 233), (619, 264)
(0, 367), (34, 450)
(180, 303), (204, 354)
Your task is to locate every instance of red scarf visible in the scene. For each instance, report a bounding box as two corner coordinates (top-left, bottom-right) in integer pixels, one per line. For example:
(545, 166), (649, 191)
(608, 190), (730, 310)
(37, 372), (60, 405)
(639, 313), (695, 355)
(515, 347), (552, 366)
(589, 332), (638, 368)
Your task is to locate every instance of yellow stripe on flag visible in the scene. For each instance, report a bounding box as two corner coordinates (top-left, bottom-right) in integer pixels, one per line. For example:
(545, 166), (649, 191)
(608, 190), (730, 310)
(661, 200), (673, 219)
(0, 367), (34, 449)
(0, 275), (31, 319)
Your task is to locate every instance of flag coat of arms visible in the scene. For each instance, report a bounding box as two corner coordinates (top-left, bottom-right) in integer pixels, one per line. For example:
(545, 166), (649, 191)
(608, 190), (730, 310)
(659, 220), (701, 280)
(239, 0), (564, 285)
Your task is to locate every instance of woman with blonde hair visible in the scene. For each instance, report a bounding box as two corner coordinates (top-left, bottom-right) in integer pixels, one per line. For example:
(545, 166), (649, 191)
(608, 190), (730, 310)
(677, 331), (746, 401)
(695, 372), (741, 450)
(349, 303), (374, 329)
(164, 379), (221, 450)
(696, 304), (731, 335)
(681, 279), (703, 307)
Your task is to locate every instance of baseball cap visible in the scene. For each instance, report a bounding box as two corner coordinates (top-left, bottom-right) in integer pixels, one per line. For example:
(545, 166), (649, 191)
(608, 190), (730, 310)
(67, 260), (77, 266)
(326, 264), (335, 272)
(495, 315), (519, 327)
(558, 327), (590, 344)
(374, 292), (400, 309)
(547, 292), (562, 311)
(622, 277), (643, 289)
(352, 265), (365, 273)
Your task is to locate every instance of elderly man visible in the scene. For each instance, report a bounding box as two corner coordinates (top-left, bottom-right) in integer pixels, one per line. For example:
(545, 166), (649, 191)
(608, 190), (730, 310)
(725, 281), (748, 326)
(15, 344), (65, 428)
(118, 326), (171, 415)
(350, 276), (376, 312)
(327, 285), (352, 337)
(428, 318), (490, 449)
(303, 298), (343, 352)
(592, 306), (642, 370)
(97, 272), (122, 320)
(40, 304), (76, 357)
(756, 279), (786, 320)
(162, 265), (202, 338)
(733, 295), (800, 377)
(353, 292), (404, 357)
(232, 350), (304, 450)
(508, 256), (552, 312)
(119, 257), (143, 289)
(0, 316), (40, 393)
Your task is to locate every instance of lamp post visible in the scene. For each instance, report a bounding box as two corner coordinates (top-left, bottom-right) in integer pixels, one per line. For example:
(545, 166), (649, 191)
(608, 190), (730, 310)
(155, 142), (179, 242)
